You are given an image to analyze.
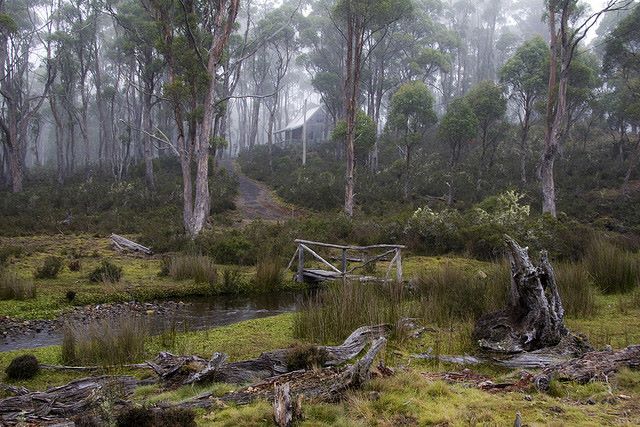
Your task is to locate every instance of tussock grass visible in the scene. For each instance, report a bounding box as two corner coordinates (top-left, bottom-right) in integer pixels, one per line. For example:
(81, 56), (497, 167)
(254, 257), (283, 291)
(585, 238), (639, 294)
(555, 261), (599, 318)
(166, 255), (217, 285)
(415, 261), (509, 324)
(61, 316), (148, 366)
(294, 280), (411, 344)
(0, 270), (36, 300)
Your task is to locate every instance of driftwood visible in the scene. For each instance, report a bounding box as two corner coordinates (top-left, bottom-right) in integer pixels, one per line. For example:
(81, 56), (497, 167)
(0, 376), (138, 424)
(534, 345), (640, 391)
(110, 233), (153, 255)
(473, 236), (589, 356)
(173, 337), (387, 410)
(148, 324), (390, 386)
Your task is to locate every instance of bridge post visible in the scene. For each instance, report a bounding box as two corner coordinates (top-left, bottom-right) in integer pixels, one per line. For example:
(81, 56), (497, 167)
(297, 244), (305, 283)
(341, 249), (347, 276)
(396, 248), (403, 283)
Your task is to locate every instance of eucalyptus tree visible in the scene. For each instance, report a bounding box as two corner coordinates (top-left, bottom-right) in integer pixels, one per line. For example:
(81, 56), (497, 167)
(332, 0), (412, 216)
(541, 0), (632, 217)
(604, 3), (640, 195)
(110, 0), (164, 188)
(0, 0), (55, 192)
(500, 36), (548, 184)
(258, 4), (300, 160)
(149, 0), (240, 237)
(387, 80), (437, 199)
(437, 97), (478, 204)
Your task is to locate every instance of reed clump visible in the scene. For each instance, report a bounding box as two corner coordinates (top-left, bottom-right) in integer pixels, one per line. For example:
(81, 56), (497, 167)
(585, 238), (639, 294)
(61, 316), (148, 366)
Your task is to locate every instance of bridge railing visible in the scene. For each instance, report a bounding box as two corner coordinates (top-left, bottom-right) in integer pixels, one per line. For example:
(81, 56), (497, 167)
(286, 239), (405, 283)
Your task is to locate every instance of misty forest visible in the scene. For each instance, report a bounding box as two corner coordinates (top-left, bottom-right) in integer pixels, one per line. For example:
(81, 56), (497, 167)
(2, 0), (640, 424)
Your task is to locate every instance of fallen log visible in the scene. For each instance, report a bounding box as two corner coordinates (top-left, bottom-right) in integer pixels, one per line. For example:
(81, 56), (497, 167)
(534, 345), (640, 391)
(0, 376), (138, 424)
(110, 233), (153, 255)
(473, 236), (572, 353)
(173, 337), (387, 410)
(149, 324), (390, 386)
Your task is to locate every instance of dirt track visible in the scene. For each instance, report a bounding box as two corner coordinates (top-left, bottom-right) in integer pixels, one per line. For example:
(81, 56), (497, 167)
(219, 159), (298, 221)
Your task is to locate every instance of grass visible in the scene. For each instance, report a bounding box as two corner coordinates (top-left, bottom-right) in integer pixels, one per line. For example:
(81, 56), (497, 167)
(294, 280), (411, 344)
(555, 261), (599, 318)
(0, 269), (36, 300)
(254, 257), (284, 291)
(0, 234), (255, 319)
(585, 237), (640, 294)
(414, 261), (509, 324)
(165, 254), (218, 285)
(61, 316), (148, 366)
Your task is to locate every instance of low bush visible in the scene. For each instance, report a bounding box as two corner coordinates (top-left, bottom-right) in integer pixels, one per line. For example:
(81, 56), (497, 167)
(165, 255), (217, 285)
(555, 262), (599, 318)
(61, 316), (147, 366)
(116, 406), (154, 427)
(89, 260), (123, 283)
(68, 259), (81, 272)
(286, 344), (329, 370)
(0, 270), (36, 300)
(155, 408), (197, 427)
(66, 290), (77, 302)
(585, 238), (639, 294)
(197, 230), (256, 265)
(5, 354), (40, 380)
(0, 245), (23, 265)
(116, 406), (196, 427)
(34, 256), (64, 279)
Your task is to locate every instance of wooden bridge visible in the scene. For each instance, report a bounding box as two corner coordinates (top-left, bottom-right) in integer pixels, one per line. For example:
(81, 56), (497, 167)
(287, 239), (405, 283)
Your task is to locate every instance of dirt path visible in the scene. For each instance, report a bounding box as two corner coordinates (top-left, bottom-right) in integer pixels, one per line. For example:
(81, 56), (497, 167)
(220, 159), (299, 221)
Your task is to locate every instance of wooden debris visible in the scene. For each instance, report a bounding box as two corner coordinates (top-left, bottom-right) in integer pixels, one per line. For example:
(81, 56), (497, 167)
(110, 233), (152, 255)
(174, 337), (388, 409)
(149, 324), (390, 386)
(0, 376), (138, 424)
(534, 345), (640, 391)
(273, 382), (302, 427)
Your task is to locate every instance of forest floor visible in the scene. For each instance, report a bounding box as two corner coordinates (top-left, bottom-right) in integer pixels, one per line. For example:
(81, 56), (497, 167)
(220, 159), (302, 222)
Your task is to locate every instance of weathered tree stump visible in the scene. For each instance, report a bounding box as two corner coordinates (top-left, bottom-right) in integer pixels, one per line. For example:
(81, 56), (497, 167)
(273, 382), (303, 427)
(473, 236), (587, 355)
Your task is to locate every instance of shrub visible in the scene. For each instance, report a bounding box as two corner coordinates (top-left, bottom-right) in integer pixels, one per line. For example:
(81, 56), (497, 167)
(116, 406), (154, 427)
(155, 408), (197, 427)
(115, 406), (196, 427)
(286, 344), (329, 370)
(66, 290), (77, 302)
(0, 270), (36, 300)
(61, 316), (147, 366)
(585, 238), (639, 294)
(68, 259), (81, 272)
(254, 257), (283, 292)
(166, 255), (217, 285)
(198, 231), (256, 265)
(5, 354), (40, 380)
(0, 245), (23, 265)
(555, 262), (598, 318)
(34, 256), (64, 279)
(89, 260), (123, 283)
